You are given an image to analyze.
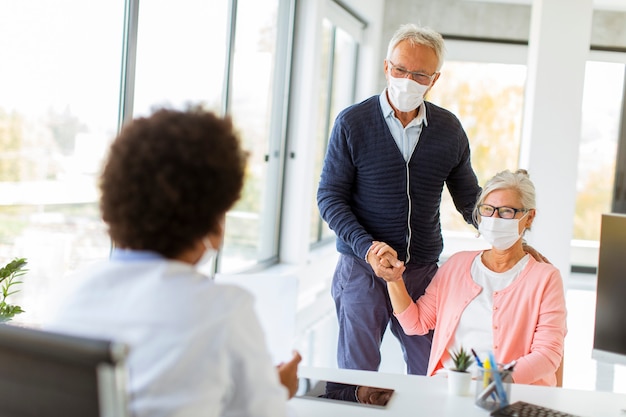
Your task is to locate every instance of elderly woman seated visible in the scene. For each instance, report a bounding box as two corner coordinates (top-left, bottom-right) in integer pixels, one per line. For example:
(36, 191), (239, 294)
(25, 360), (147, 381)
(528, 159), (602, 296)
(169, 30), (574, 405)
(373, 169), (566, 386)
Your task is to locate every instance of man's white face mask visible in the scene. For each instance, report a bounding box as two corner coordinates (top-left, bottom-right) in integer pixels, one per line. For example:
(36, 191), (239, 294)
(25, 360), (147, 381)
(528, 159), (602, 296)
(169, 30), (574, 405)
(387, 76), (429, 112)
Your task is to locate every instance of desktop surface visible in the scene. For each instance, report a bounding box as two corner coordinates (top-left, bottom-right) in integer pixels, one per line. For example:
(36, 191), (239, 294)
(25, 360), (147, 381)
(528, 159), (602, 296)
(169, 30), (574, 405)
(290, 367), (626, 417)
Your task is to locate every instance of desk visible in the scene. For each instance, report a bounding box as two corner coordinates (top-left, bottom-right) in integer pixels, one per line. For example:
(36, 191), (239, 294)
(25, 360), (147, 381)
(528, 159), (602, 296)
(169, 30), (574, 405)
(290, 367), (626, 417)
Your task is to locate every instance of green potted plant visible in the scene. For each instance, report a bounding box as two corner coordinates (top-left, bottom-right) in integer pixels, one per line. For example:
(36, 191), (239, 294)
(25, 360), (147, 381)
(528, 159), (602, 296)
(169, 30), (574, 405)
(0, 257), (27, 322)
(447, 345), (474, 396)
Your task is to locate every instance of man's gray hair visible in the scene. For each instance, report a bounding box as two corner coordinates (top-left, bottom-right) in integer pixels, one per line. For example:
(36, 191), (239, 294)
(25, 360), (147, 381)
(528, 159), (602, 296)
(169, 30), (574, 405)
(386, 24), (446, 71)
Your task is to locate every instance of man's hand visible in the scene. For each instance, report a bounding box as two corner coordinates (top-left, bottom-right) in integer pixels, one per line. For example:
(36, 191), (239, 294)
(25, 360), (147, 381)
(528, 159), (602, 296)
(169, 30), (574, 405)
(277, 351), (302, 399)
(356, 385), (394, 405)
(522, 243), (551, 264)
(366, 241), (405, 282)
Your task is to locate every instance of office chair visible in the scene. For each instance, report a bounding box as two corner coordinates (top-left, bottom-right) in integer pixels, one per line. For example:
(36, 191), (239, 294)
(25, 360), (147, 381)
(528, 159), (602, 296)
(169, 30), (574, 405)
(0, 323), (130, 417)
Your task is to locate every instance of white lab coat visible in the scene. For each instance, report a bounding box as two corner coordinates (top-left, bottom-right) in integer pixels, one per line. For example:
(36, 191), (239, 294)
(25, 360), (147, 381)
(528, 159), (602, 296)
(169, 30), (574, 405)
(43, 257), (289, 417)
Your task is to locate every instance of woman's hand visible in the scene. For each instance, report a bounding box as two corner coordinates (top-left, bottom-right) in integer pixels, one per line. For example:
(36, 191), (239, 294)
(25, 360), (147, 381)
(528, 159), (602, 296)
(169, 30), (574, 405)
(277, 350), (302, 399)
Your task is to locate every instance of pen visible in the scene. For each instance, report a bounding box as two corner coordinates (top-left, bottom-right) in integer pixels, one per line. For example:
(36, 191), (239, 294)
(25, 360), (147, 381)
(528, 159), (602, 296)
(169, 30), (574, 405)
(471, 348), (483, 368)
(502, 360), (516, 371)
(482, 357), (491, 388)
(488, 352), (509, 407)
(476, 380), (497, 402)
(502, 360), (516, 381)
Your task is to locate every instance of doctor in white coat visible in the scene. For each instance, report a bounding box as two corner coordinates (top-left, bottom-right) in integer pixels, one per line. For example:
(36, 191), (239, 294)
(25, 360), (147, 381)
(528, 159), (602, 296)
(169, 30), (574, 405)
(44, 107), (301, 417)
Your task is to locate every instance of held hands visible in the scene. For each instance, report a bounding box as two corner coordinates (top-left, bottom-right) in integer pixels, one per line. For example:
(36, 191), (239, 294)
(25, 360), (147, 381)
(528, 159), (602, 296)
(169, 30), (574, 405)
(356, 385), (394, 406)
(367, 241), (405, 282)
(277, 350), (302, 399)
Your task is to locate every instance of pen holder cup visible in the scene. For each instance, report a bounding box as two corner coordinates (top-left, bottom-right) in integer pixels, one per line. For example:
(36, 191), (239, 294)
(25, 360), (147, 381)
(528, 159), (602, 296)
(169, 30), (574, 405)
(474, 366), (512, 411)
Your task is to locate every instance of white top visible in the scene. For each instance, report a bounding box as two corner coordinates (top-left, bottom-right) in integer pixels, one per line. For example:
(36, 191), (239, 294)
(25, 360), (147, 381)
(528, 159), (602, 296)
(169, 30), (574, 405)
(43, 251), (289, 417)
(444, 253), (530, 371)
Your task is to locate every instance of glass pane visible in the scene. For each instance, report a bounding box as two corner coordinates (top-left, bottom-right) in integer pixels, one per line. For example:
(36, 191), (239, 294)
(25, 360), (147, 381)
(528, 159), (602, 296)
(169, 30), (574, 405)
(310, 22), (358, 244)
(322, 27), (358, 241)
(427, 61), (526, 233)
(133, 0), (228, 116)
(223, 0), (280, 271)
(0, 1), (124, 324)
(574, 61), (624, 241)
(310, 19), (334, 245)
(329, 27), (358, 134)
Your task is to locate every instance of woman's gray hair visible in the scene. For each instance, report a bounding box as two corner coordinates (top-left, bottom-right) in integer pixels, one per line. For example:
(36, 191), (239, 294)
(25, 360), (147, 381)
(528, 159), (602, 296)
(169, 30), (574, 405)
(472, 169), (536, 225)
(386, 24), (446, 71)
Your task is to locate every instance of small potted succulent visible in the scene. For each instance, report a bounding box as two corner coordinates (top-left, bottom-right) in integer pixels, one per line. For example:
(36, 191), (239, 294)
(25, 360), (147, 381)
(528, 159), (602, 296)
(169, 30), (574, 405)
(447, 345), (474, 396)
(0, 258), (27, 322)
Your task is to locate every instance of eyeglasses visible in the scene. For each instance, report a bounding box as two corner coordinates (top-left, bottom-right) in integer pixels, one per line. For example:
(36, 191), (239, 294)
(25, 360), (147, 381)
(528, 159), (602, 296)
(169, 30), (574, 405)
(388, 60), (436, 86)
(478, 204), (528, 219)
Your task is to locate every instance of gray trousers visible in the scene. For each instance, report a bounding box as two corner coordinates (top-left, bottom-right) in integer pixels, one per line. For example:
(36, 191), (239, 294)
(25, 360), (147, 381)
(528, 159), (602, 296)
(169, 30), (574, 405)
(332, 254), (437, 375)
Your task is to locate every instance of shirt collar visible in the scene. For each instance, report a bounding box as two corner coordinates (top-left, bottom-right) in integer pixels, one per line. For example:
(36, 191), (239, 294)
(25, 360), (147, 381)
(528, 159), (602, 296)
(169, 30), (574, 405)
(379, 89), (429, 127)
(110, 248), (165, 261)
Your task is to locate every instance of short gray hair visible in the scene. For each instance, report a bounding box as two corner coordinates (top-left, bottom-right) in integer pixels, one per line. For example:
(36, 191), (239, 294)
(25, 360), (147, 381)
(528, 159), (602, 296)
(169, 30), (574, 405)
(386, 24), (446, 71)
(472, 169), (536, 225)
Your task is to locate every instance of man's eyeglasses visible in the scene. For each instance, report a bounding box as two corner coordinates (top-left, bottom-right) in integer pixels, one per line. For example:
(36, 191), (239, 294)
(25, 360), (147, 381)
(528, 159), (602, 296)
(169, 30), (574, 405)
(388, 60), (436, 86)
(478, 204), (528, 219)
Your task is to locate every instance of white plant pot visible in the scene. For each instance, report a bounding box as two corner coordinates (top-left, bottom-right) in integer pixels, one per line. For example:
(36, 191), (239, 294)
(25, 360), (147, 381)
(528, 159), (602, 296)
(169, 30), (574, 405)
(448, 370), (472, 396)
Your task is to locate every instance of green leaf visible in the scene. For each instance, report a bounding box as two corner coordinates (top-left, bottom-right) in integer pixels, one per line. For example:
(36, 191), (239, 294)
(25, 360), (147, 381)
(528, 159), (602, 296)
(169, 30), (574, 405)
(449, 345), (474, 372)
(0, 258), (28, 321)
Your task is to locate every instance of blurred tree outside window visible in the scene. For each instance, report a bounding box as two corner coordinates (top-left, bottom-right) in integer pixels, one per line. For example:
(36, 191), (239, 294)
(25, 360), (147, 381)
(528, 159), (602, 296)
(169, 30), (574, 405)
(429, 59), (624, 248)
(0, 1), (124, 325)
(427, 61), (525, 234)
(574, 61), (623, 241)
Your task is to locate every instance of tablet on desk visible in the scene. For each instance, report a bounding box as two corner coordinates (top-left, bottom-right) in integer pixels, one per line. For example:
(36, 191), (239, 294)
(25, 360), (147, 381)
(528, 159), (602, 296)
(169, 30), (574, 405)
(297, 379), (395, 409)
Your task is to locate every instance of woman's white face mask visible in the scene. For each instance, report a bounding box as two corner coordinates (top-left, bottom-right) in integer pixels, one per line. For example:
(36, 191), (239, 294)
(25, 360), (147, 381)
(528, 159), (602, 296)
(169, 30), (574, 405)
(197, 238), (218, 268)
(478, 212), (528, 250)
(387, 76), (429, 112)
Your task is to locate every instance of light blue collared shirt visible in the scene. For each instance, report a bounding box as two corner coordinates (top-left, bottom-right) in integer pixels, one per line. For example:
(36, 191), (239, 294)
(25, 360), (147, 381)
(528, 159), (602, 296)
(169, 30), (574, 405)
(379, 90), (428, 162)
(110, 248), (164, 261)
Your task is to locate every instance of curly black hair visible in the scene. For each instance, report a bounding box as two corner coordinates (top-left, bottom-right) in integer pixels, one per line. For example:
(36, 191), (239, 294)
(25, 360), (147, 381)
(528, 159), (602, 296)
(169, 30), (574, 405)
(99, 107), (247, 258)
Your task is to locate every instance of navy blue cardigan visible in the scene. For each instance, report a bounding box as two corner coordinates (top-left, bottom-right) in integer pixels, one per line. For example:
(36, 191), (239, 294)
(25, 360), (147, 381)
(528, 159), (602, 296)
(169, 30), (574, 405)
(317, 96), (480, 265)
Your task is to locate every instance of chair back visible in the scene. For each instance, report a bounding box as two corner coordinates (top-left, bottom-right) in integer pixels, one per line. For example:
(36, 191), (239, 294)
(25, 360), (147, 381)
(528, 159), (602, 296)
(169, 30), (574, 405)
(0, 324), (129, 417)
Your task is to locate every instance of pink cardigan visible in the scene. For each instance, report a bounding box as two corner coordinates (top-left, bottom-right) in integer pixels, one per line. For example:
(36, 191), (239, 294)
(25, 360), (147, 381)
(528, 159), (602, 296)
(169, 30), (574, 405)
(395, 251), (567, 386)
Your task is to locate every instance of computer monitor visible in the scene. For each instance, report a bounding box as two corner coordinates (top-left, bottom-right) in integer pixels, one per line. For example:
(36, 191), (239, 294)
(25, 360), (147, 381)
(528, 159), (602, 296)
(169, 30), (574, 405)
(592, 213), (626, 366)
(0, 323), (130, 417)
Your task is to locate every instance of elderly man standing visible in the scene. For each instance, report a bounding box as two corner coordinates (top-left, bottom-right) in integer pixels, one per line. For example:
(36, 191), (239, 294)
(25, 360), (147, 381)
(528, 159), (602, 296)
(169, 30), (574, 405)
(317, 23), (481, 376)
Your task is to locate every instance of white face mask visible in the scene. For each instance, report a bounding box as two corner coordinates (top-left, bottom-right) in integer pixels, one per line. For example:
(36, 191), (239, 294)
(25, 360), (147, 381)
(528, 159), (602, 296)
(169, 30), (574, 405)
(387, 75), (429, 112)
(196, 238), (218, 268)
(478, 213), (527, 250)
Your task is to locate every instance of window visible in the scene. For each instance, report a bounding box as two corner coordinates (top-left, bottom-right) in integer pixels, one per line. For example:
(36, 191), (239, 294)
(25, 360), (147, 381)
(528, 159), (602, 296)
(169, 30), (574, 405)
(309, 12), (362, 245)
(1, 0), (295, 324)
(224, 0), (284, 271)
(0, 1), (124, 324)
(133, 0), (227, 116)
(427, 60), (526, 233)
(114, 0), (290, 274)
(429, 40), (626, 268)
(574, 60), (624, 241)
